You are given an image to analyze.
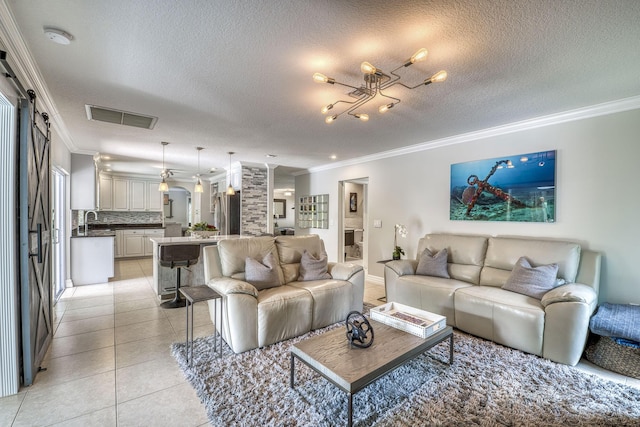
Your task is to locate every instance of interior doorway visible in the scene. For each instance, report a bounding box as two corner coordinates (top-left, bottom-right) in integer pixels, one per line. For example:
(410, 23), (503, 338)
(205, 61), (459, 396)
(51, 167), (67, 302)
(340, 178), (368, 271)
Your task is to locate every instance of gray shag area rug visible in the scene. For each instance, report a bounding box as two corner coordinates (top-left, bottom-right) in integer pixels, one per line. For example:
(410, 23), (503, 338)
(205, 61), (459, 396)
(172, 322), (640, 426)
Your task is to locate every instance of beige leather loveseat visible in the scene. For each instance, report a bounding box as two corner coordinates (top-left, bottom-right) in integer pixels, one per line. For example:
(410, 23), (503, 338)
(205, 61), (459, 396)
(385, 234), (601, 365)
(203, 235), (364, 353)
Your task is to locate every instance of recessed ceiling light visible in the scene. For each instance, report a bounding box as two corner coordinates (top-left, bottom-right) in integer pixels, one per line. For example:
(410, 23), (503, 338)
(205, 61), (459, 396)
(330, 155), (337, 160)
(43, 27), (74, 45)
(266, 154), (277, 158)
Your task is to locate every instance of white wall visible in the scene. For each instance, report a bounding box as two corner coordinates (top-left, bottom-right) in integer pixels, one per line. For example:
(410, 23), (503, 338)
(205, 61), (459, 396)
(297, 108), (640, 305)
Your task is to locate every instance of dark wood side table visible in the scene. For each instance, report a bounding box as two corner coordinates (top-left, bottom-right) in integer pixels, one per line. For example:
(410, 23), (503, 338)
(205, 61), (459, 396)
(179, 285), (222, 366)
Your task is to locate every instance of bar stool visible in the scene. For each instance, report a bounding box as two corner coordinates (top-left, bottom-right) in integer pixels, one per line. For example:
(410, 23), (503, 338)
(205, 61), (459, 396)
(160, 244), (201, 309)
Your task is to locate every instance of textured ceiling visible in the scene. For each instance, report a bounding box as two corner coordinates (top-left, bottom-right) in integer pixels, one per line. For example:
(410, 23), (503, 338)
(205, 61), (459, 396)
(3, 0), (640, 183)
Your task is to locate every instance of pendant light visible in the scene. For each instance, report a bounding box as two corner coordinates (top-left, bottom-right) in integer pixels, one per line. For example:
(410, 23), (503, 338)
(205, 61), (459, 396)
(194, 147), (204, 193)
(158, 142), (169, 192)
(226, 151), (235, 196)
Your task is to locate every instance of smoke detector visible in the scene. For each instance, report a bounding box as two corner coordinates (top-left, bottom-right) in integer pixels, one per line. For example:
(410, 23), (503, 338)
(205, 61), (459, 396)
(43, 28), (73, 45)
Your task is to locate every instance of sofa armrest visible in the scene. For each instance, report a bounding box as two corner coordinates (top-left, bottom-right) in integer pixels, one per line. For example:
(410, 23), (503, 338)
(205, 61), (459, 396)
(385, 260), (417, 276)
(328, 262), (364, 282)
(541, 283), (597, 309)
(207, 277), (259, 353)
(208, 277), (259, 299)
(541, 283), (598, 365)
(384, 260), (418, 303)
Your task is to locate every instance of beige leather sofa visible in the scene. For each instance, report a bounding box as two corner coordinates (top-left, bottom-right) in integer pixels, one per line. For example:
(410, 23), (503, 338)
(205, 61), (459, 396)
(203, 235), (364, 353)
(384, 234), (601, 365)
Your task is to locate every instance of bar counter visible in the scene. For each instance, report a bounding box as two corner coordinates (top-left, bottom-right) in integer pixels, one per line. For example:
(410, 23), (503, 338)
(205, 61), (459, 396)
(150, 235), (245, 299)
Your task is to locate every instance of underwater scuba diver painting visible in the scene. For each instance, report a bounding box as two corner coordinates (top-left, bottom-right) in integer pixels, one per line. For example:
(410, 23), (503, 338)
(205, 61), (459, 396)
(450, 150), (556, 222)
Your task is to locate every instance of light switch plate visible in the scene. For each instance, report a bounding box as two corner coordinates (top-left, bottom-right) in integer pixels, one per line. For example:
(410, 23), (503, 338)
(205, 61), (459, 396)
(373, 219), (382, 228)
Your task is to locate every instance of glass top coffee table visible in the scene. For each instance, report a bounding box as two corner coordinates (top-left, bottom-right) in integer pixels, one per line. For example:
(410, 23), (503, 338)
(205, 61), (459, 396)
(290, 319), (453, 427)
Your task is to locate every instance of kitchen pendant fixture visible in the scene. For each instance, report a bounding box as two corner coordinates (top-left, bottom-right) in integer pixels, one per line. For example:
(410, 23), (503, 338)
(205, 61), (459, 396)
(313, 47), (447, 123)
(194, 147), (204, 193)
(158, 141), (169, 192)
(226, 151), (236, 196)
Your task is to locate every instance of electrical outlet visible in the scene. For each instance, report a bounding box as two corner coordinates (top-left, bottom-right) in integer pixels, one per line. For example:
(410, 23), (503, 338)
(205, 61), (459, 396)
(373, 219), (382, 228)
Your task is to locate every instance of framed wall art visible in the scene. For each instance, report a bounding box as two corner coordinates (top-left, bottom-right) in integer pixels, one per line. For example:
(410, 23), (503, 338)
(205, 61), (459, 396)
(349, 192), (357, 212)
(450, 150), (556, 222)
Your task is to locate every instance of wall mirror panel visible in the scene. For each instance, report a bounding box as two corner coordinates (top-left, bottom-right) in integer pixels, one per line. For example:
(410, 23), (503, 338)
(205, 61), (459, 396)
(274, 198), (286, 218)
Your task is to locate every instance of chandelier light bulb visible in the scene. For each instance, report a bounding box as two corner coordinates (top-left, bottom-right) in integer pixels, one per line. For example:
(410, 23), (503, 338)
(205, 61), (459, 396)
(378, 103), (395, 113)
(410, 48), (428, 64)
(313, 73), (333, 84)
(429, 70), (448, 84)
(325, 115), (337, 124)
(321, 104), (333, 114)
(360, 61), (377, 75)
(354, 113), (369, 122)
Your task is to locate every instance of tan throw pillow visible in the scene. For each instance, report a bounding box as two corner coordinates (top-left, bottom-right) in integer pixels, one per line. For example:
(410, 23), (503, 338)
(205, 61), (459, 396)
(416, 248), (450, 278)
(245, 251), (282, 291)
(502, 256), (559, 299)
(298, 250), (331, 281)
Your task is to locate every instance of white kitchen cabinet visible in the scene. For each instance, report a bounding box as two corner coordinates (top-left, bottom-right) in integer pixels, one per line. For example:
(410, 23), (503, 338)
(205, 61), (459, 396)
(147, 182), (162, 211)
(129, 180), (146, 211)
(113, 178), (129, 210)
(144, 229), (164, 255)
(98, 175), (113, 210)
(71, 153), (97, 209)
(123, 231), (145, 257)
(98, 175), (162, 212)
(122, 228), (164, 257)
(114, 230), (123, 258)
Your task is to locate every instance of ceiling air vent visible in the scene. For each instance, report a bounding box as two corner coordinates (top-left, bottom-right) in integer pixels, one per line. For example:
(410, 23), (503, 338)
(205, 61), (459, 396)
(85, 105), (157, 130)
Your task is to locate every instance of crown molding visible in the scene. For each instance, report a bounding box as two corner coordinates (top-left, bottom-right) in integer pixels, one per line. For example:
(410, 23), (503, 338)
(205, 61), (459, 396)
(308, 95), (640, 174)
(0, 0), (77, 152)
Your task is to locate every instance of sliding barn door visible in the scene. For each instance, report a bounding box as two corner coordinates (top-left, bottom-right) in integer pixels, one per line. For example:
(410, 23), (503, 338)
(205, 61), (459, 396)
(18, 90), (52, 386)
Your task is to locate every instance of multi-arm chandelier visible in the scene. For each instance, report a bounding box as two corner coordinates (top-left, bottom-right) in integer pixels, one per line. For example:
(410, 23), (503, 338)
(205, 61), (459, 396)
(313, 48), (447, 123)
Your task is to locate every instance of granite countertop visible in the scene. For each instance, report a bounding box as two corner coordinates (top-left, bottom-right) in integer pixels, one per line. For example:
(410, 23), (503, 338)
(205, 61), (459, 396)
(72, 229), (116, 238)
(90, 223), (164, 230)
(72, 223), (164, 238)
(150, 235), (245, 245)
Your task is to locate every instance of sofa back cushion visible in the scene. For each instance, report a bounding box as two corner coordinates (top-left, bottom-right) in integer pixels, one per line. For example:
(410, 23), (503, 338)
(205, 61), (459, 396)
(417, 234), (488, 285)
(218, 236), (285, 285)
(276, 235), (326, 283)
(480, 237), (581, 287)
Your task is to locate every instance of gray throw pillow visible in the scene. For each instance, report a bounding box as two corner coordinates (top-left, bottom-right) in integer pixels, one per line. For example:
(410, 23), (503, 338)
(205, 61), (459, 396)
(502, 257), (559, 299)
(416, 248), (450, 278)
(245, 251), (282, 291)
(298, 250), (331, 281)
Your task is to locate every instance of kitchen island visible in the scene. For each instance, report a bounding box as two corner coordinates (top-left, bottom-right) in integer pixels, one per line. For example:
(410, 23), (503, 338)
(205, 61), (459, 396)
(150, 235), (245, 299)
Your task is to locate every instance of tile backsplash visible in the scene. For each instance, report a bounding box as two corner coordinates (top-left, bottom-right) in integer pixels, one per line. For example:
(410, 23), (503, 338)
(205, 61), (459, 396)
(74, 210), (163, 226)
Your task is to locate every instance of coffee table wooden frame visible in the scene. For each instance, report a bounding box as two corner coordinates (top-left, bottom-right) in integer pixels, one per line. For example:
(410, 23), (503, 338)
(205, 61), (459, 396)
(290, 320), (453, 426)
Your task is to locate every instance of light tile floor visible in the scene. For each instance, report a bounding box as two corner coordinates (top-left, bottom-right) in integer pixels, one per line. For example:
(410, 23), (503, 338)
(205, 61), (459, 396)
(1, 258), (637, 426)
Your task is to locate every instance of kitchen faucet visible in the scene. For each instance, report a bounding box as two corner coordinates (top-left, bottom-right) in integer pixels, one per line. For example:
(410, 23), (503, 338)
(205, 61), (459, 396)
(84, 210), (98, 235)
